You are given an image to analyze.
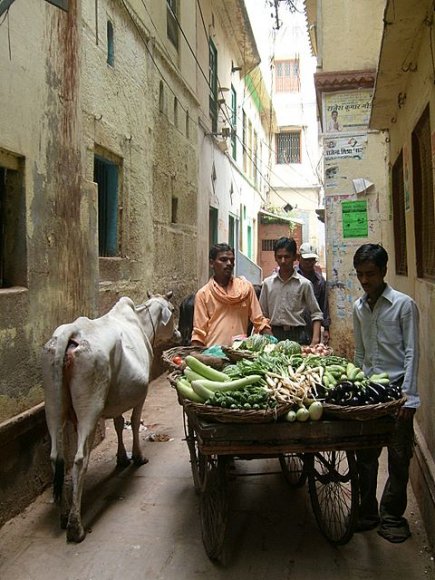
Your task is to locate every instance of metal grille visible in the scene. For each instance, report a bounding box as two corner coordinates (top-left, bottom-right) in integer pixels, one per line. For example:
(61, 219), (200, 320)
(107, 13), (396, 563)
(262, 239), (277, 251)
(412, 105), (434, 279)
(391, 151), (407, 276)
(276, 132), (301, 164)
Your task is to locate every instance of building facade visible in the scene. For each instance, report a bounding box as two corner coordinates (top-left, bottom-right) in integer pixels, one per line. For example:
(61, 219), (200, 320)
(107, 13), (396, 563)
(305, 0), (435, 546)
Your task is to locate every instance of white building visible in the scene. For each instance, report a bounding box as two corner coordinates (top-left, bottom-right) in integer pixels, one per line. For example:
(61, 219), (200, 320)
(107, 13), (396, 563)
(246, 0), (324, 265)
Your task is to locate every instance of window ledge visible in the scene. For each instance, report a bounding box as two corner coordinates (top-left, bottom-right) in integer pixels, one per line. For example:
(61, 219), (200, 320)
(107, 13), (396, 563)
(0, 286), (28, 295)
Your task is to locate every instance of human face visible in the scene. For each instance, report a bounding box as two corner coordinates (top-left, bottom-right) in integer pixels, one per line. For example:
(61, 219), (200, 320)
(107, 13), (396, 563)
(299, 256), (316, 274)
(210, 250), (235, 284)
(275, 248), (296, 276)
(355, 260), (386, 300)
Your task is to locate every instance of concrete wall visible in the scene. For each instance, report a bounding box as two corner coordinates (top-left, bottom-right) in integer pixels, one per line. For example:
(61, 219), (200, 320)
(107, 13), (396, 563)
(0, 1), (97, 423)
(0, 0), (199, 522)
(318, 0), (385, 71)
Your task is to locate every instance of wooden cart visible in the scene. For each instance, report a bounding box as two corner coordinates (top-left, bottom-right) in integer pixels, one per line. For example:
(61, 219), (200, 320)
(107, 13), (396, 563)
(181, 407), (395, 561)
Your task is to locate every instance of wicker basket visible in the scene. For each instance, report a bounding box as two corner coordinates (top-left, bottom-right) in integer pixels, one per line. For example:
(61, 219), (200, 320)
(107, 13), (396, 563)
(322, 396), (407, 421)
(167, 371), (291, 423)
(162, 346), (214, 370)
(221, 346), (257, 362)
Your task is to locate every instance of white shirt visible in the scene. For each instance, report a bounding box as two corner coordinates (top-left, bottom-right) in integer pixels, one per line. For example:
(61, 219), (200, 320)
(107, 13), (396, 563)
(353, 284), (420, 408)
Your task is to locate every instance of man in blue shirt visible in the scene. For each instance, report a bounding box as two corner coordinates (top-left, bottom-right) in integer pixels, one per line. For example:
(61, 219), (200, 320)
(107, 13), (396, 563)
(352, 244), (420, 543)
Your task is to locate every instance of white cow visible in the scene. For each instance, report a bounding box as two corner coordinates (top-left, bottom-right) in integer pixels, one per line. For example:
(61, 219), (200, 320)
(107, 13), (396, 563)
(42, 292), (180, 543)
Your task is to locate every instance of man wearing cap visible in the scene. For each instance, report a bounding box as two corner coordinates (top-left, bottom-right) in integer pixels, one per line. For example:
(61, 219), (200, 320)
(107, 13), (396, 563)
(297, 242), (331, 344)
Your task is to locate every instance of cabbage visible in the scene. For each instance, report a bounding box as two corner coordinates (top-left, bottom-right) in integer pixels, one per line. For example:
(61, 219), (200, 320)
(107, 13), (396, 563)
(274, 340), (302, 355)
(237, 334), (277, 352)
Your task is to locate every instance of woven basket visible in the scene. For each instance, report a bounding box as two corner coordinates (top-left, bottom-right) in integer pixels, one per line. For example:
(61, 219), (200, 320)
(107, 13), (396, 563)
(162, 346), (208, 370)
(322, 396), (407, 421)
(221, 346), (257, 363)
(167, 371), (291, 423)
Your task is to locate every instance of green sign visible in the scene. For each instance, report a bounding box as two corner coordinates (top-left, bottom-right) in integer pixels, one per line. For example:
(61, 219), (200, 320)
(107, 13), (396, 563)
(342, 200), (368, 238)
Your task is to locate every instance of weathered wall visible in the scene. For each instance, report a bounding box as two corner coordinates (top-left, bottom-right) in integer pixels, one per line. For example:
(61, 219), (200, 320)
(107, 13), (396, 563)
(319, 0), (385, 72)
(377, 17), (435, 546)
(81, 0), (199, 312)
(0, 1), (97, 422)
(324, 135), (390, 359)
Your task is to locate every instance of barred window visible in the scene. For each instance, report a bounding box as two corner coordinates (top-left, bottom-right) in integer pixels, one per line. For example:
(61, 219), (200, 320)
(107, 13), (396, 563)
(276, 132), (301, 164)
(391, 151), (407, 275)
(262, 239), (277, 251)
(275, 59), (300, 92)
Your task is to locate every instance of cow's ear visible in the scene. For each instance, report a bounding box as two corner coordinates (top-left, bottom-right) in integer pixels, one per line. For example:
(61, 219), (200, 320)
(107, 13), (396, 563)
(161, 306), (172, 326)
(165, 290), (173, 300)
(147, 290), (152, 299)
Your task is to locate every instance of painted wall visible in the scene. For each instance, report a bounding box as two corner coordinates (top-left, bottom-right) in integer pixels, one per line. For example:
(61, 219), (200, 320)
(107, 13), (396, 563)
(376, 20), (435, 543)
(319, 0), (385, 71)
(0, 1), (98, 421)
(82, 0), (199, 311)
(247, 1), (323, 258)
(195, 0), (266, 287)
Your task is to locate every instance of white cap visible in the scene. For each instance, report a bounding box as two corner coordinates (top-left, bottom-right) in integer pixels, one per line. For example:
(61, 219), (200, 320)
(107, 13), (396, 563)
(299, 242), (318, 259)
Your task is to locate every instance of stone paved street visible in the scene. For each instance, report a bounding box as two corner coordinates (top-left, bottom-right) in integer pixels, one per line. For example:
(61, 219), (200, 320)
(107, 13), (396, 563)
(0, 373), (433, 580)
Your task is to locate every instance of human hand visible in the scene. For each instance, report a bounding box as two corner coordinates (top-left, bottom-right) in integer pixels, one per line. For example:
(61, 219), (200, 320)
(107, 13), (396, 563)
(322, 330), (330, 344)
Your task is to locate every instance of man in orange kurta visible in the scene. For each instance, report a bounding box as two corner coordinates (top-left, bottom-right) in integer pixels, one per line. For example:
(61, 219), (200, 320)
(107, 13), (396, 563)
(191, 244), (271, 347)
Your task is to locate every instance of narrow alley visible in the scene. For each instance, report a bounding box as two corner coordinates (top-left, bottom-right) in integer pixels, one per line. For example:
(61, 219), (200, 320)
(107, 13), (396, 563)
(0, 373), (433, 580)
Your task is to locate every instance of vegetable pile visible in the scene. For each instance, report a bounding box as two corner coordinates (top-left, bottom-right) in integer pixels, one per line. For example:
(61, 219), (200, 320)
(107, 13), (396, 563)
(173, 344), (403, 421)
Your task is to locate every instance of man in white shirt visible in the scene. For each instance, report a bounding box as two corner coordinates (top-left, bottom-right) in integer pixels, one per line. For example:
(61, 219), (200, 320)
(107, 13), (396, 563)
(352, 243), (420, 543)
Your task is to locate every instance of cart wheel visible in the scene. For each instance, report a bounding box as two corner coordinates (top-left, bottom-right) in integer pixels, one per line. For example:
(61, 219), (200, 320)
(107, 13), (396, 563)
(199, 455), (229, 562)
(307, 450), (358, 545)
(183, 413), (207, 493)
(279, 453), (307, 488)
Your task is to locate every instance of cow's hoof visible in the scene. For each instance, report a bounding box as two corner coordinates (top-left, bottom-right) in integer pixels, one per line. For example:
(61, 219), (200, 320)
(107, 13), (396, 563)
(116, 455), (131, 468)
(60, 514), (68, 530)
(132, 455), (149, 466)
(66, 525), (86, 543)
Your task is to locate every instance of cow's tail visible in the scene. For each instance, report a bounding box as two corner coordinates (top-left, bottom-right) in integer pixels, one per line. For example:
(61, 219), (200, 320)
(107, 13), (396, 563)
(43, 327), (76, 504)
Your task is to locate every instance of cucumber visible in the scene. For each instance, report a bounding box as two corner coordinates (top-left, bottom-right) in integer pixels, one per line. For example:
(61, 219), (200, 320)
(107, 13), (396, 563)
(176, 378), (204, 403)
(185, 355), (230, 382)
(191, 381), (214, 401)
(191, 375), (262, 393)
(183, 367), (206, 383)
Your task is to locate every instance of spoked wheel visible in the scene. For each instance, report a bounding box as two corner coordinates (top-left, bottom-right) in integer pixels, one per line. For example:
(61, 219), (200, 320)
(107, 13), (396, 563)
(279, 453), (307, 488)
(199, 455), (229, 562)
(183, 412), (207, 493)
(307, 450), (358, 545)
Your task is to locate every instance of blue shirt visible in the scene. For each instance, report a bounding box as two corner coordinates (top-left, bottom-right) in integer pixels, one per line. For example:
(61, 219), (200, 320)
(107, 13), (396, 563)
(353, 284), (420, 408)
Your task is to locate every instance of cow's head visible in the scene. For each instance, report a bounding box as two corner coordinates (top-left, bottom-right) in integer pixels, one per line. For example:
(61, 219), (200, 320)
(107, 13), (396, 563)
(137, 291), (181, 347)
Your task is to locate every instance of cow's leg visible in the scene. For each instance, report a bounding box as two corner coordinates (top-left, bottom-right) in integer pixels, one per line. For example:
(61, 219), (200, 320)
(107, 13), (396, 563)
(66, 424), (96, 543)
(114, 415), (130, 467)
(60, 421), (77, 529)
(131, 399), (148, 466)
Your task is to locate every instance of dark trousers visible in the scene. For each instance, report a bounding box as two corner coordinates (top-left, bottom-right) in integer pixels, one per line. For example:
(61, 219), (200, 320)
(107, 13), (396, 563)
(356, 415), (414, 526)
(271, 325), (310, 344)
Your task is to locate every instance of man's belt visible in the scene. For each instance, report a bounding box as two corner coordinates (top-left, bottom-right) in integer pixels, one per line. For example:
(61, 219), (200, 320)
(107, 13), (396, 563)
(272, 325), (302, 331)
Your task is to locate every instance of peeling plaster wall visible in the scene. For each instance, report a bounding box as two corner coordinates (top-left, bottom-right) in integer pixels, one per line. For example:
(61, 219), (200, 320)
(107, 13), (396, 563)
(0, 1), (97, 422)
(82, 0), (199, 313)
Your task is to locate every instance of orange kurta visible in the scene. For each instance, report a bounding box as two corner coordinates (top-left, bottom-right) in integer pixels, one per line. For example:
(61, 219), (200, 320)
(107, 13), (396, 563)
(191, 277), (270, 347)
